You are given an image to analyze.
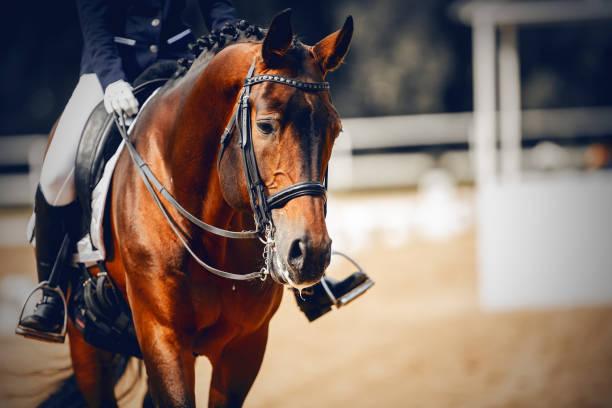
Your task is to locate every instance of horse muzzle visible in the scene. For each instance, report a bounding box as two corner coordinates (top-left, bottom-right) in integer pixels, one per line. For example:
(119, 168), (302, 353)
(271, 229), (331, 288)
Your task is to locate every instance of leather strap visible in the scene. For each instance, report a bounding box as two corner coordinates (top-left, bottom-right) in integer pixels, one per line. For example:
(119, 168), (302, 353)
(245, 75), (329, 91)
(216, 107), (238, 172)
(267, 181), (326, 209)
(324, 166), (328, 217)
(238, 59), (271, 230)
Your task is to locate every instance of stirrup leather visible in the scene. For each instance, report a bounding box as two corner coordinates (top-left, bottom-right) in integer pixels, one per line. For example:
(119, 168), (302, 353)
(15, 282), (68, 343)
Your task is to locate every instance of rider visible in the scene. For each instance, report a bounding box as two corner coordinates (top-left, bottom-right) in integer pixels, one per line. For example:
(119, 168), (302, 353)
(18, 0), (371, 342)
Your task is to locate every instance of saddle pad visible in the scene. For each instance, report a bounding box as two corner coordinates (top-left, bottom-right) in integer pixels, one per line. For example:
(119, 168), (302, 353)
(74, 88), (160, 265)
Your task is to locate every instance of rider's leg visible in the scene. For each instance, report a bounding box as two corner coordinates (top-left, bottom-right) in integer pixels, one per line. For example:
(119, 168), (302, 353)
(294, 272), (373, 322)
(18, 187), (78, 333)
(18, 74), (103, 339)
(39, 74), (104, 206)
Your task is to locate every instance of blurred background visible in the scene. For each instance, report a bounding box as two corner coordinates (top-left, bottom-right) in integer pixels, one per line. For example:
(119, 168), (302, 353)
(1, 0), (612, 406)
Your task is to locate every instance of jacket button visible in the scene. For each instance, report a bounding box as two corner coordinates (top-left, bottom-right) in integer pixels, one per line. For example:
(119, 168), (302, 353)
(151, 18), (160, 27)
(149, 44), (158, 53)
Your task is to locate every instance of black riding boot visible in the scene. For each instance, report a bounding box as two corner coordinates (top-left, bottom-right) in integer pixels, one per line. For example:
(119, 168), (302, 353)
(294, 272), (374, 322)
(16, 187), (77, 342)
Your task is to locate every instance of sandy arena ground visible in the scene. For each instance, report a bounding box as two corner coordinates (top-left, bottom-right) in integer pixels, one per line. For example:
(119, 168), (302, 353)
(0, 195), (611, 407)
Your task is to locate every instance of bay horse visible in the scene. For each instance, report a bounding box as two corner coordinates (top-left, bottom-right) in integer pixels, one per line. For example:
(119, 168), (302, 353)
(63, 9), (353, 407)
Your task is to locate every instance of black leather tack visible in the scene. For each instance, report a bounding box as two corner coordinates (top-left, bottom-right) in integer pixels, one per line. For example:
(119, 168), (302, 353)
(244, 75), (329, 91)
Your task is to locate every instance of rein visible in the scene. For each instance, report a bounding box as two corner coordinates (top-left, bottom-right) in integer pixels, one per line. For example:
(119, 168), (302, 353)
(114, 57), (330, 281)
(114, 116), (266, 281)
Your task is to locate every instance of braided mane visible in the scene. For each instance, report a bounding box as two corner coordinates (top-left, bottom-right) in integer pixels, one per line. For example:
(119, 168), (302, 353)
(174, 20), (266, 79)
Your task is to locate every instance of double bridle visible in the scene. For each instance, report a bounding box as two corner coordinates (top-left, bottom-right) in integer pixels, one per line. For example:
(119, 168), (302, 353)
(115, 57), (329, 281)
(218, 58), (328, 235)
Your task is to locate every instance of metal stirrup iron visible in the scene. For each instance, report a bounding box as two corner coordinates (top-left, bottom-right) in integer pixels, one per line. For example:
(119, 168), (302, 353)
(16, 235), (71, 343)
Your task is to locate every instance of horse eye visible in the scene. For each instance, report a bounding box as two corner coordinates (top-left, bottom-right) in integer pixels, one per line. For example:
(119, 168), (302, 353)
(256, 121), (275, 135)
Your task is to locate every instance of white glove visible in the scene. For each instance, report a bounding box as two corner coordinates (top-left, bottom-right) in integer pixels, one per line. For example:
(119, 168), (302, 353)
(104, 79), (139, 117)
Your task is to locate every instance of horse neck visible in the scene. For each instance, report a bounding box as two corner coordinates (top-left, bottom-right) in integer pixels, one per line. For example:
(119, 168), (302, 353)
(156, 54), (250, 230)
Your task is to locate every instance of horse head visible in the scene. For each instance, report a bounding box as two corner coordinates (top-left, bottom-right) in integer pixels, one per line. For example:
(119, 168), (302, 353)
(216, 9), (353, 288)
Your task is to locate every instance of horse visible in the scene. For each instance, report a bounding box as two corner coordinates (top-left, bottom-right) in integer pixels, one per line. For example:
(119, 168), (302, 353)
(58, 9), (353, 407)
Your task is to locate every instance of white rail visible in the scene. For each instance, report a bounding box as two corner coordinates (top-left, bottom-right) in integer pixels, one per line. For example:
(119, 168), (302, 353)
(1, 106), (611, 204)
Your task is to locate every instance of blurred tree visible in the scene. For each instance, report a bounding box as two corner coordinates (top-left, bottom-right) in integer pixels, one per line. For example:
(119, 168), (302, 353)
(2, 0), (611, 134)
(1, 2), (81, 134)
(328, 0), (472, 117)
(521, 20), (612, 109)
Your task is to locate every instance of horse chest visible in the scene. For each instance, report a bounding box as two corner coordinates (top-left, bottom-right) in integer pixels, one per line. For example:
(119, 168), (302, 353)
(189, 278), (282, 358)
(190, 279), (282, 326)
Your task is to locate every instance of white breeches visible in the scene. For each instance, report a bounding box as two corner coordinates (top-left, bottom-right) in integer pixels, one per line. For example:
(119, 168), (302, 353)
(39, 74), (104, 206)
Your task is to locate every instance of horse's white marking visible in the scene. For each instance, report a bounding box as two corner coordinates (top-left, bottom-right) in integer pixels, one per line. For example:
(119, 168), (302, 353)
(272, 249), (310, 293)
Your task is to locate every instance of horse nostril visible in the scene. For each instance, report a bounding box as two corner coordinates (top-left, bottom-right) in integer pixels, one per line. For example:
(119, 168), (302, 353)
(288, 238), (306, 271)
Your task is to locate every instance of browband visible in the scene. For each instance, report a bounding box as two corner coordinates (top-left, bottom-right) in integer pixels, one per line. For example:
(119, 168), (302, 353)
(244, 75), (329, 91)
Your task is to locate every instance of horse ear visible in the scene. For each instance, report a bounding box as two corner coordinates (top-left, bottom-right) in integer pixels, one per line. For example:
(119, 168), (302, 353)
(313, 16), (353, 73)
(262, 9), (293, 66)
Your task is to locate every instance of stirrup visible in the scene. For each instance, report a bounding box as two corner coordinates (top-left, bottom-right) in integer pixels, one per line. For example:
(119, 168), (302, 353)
(323, 250), (375, 308)
(15, 281), (68, 343)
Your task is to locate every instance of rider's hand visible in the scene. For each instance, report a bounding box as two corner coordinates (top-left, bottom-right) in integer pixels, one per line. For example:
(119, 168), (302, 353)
(104, 80), (139, 117)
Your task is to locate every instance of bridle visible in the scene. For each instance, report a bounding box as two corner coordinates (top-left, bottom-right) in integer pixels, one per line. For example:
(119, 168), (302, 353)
(218, 58), (328, 236)
(114, 57), (330, 281)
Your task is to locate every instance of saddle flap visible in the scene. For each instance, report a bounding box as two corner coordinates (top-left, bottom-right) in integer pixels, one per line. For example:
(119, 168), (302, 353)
(74, 69), (176, 242)
(75, 104), (116, 224)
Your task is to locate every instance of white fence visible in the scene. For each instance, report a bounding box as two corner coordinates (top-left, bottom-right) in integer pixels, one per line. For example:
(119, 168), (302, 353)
(2, 106), (612, 206)
(0, 135), (46, 206)
(457, 0), (612, 310)
(332, 107), (612, 190)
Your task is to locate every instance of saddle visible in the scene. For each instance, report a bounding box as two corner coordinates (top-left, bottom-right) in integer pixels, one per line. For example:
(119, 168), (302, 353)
(75, 60), (179, 231)
(68, 61), (178, 358)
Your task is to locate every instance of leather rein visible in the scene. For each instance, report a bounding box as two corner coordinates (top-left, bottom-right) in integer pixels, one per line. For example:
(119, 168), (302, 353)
(113, 57), (329, 281)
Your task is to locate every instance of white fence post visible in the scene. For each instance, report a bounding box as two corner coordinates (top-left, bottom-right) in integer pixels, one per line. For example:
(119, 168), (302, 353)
(472, 19), (497, 186)
(498, 24), (522, 183)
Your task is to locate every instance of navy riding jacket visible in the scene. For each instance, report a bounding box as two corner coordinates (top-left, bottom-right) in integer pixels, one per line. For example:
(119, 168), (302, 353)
(76, 0), (237, 90)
